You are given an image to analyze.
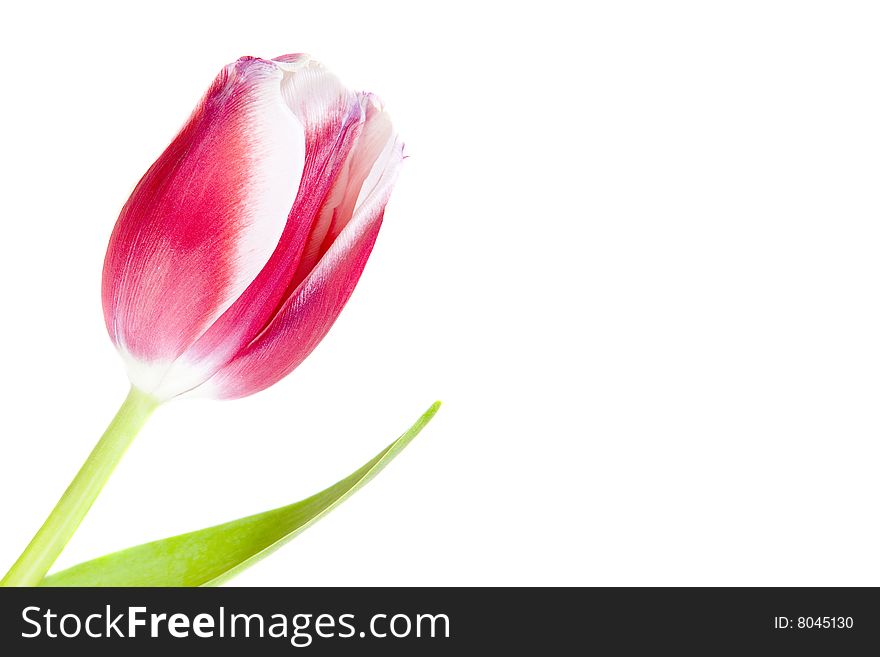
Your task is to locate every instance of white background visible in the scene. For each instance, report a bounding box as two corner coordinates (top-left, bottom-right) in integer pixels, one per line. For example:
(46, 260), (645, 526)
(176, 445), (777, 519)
(1, 1), (879, 586)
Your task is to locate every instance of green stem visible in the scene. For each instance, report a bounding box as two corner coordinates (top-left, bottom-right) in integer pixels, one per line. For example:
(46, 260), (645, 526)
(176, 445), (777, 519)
(1, 386), (159, 587)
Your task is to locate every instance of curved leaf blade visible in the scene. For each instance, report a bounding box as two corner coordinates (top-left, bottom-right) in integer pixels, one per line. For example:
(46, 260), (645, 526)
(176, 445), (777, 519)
(40, 402), (440, 587)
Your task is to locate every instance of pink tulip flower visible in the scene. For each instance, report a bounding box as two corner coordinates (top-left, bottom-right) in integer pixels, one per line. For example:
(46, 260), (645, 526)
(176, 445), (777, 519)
(1, 55), (432, 590)
(102, 54), (403, 401)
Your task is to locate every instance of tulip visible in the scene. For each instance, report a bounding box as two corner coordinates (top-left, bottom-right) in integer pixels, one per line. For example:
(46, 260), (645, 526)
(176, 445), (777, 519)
(104, 53), (403, 401)
(1, 54), (404, 586)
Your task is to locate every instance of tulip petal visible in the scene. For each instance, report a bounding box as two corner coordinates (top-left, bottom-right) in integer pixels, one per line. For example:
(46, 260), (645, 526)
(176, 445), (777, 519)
(103, 57), (305, 392)
(181, 57), (364, 382)
(199, 138), (404, 399)
(291, 93), (394, 289)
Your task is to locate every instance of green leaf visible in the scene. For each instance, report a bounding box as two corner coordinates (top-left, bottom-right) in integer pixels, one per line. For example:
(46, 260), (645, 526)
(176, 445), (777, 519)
(40, 402), (441, 587)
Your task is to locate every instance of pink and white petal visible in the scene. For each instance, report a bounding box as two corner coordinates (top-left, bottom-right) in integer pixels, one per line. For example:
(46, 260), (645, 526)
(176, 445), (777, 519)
(272, 53), (310, 65)
(291, 93), (395, 288)
(102, 57), (304, 379)
(196, 140), (404, 400)
(182, 58), (364, 374)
